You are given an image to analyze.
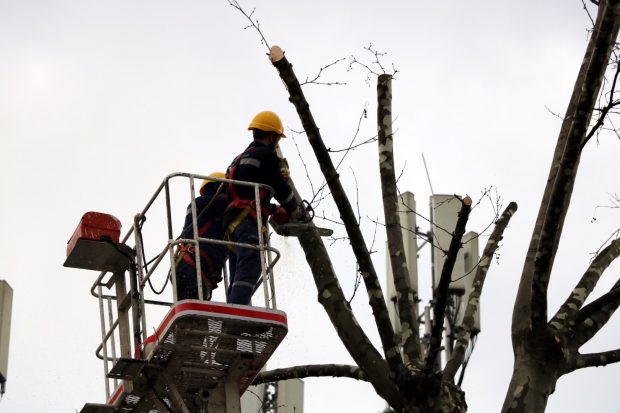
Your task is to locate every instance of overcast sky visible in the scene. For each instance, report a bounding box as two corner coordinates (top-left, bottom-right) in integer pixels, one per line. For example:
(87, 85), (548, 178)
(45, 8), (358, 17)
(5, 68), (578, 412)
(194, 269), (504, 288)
(1, 1), (620, 412)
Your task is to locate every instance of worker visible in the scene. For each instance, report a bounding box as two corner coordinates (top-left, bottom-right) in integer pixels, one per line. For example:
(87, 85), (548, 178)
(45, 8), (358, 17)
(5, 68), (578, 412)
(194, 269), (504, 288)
(175, 172), (229, 301)
(224, 110), (301, 305)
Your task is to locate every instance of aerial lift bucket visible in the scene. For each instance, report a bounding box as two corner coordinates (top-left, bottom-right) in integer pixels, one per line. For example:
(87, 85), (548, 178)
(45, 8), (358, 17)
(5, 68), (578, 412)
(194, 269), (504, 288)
(83, 300), (288, 413)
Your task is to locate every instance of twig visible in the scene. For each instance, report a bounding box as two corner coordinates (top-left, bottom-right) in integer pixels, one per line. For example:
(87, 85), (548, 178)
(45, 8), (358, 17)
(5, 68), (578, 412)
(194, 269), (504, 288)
(301, 58), (348, 86)
(227, 0), (271, 50)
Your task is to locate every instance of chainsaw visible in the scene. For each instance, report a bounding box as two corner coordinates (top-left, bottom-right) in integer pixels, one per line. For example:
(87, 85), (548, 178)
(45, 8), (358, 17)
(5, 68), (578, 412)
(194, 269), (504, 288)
(269, 200), (333, 237)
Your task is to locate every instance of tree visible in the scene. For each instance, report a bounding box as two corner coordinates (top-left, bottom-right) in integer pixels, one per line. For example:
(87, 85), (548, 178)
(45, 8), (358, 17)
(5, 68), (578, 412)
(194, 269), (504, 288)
(232, 1), (620, 412)
(503, 1), (620, 411)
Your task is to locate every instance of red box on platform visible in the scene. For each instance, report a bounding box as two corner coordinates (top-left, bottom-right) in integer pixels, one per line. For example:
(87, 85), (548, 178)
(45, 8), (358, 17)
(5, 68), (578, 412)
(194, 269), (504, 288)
(67, 212), (122, 257)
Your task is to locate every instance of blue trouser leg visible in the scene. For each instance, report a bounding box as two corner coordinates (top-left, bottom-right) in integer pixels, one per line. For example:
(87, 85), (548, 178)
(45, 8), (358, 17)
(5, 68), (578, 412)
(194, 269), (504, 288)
(227, 217), (261, 305)
(175, 260), (198, 300)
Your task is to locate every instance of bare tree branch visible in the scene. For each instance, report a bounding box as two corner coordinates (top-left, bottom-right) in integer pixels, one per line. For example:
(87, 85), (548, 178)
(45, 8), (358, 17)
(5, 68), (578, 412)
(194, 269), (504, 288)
(571, 283), (620, 347)
(568, 349), (620, 372)
(253, 364), (369, 385)
(443, 201), (518, 382)
(424, 196), (472, 373)
(269, 46), (408, 407)
(550, 238), (620, 330)
(282, 174), (404, 409)
(227, 0), (271, 51)
(583, 57), (620, 147)
(377, 74), (421, 363)
(300, 58), (348, 86)
(348, 43), (398, 85)
(503, 3), (620, 410)
(583, 0), (598, 26)
(311, 105), (371, 207)
(513, 0), (620, 338)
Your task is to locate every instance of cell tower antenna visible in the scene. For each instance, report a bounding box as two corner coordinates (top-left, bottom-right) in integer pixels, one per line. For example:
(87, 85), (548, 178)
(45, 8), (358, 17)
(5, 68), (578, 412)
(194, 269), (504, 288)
(422, 153), (435, 195)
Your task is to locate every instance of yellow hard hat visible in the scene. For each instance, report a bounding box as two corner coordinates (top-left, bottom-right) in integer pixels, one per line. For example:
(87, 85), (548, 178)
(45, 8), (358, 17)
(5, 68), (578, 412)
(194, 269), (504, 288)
(248, 111), (286, 137)
(200, 172), (226, 195)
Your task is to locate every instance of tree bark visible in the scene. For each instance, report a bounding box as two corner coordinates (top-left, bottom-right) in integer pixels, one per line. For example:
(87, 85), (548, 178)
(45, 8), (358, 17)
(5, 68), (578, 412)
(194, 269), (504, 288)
(505, 1), (620, 411)
(513, 0), (620, 338)
(549, 238), (620, 330)
(502, 347), (563, 413)
(377, 74), (421, 363)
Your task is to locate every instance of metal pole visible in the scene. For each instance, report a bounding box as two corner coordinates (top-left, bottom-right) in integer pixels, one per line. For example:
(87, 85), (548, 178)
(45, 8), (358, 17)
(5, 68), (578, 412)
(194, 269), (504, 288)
(133, 218), (149, 343)
(106, 297), (118, 390)
(129, 264), (142, 358)
(98, 285), (110, 399)
(113, 271), (133, 393)
(254, 184), (269, 308)
(164, 180), (178, 303)
(265, 233), (277, 309)
(189, 178), (204, 301)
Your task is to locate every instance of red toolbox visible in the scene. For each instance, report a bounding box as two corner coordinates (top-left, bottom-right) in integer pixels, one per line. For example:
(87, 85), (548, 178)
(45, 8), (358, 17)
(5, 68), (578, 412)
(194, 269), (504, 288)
(66, 212), (122, 257)
(64, 212), (133, 273)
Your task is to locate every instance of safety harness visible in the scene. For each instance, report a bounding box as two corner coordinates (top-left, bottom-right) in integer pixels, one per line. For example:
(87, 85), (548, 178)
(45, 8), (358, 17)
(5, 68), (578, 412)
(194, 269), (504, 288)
(175, 190), (225, 294)
(224, 148), (271, 248)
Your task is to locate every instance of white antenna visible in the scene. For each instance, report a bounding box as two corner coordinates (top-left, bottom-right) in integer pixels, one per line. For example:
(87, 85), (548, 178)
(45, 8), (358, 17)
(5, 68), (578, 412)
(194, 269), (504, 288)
(421, 153), (435, 195)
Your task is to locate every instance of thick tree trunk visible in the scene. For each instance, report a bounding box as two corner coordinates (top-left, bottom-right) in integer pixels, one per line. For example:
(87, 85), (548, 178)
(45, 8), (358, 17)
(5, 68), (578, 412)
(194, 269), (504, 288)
(506, 1), (620, 411)
(502, 350), (561, 413)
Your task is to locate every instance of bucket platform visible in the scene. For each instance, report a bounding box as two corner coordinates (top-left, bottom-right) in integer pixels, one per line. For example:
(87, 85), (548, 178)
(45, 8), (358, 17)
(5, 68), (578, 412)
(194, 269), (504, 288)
(82, 300), (287, 413)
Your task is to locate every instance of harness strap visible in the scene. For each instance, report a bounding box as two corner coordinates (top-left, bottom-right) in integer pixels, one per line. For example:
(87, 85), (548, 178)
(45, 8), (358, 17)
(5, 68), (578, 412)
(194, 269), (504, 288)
(227, 147), (270, 220)
(224, 206), (252, 252)
(177, 241), (219, 297)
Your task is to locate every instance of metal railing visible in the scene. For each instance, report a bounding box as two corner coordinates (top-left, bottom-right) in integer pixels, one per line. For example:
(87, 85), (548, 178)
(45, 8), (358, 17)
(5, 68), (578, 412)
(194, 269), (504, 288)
(88, 172), (282, 399)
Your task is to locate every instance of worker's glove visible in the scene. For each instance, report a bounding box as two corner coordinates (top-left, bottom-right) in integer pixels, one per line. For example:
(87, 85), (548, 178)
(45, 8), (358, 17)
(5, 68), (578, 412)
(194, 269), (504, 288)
(279, 156), (290, 179)
(272, 207), (289, 225)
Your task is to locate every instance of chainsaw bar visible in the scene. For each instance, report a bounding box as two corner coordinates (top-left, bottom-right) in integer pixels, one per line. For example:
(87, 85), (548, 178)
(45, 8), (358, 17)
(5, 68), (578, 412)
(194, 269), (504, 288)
(269, 218), (333, 237)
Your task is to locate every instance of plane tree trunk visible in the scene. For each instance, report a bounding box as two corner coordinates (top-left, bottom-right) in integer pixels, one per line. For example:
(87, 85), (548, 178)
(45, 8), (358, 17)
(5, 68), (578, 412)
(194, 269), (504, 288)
(504, 1), (620, 412)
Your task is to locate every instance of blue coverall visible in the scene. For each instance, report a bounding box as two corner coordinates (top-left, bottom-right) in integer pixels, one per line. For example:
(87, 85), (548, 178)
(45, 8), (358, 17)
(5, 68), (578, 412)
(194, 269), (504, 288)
(176, 182), (229, 300)
(224, 141), (297, 305)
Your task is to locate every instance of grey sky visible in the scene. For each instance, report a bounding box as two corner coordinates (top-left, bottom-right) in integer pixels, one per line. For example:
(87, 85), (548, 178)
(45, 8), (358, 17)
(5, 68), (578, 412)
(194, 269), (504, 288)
(1, 1), (619, 412)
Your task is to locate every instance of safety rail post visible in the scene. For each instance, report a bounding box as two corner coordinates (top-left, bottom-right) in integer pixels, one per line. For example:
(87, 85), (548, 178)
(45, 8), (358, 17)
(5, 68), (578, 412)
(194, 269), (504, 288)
(164, 179), (178, 303)
(129, 265), (142, 360)
(106, 296), (118, 390)
(113, 271), (133, 393)
(266, 234), (277, 309)
(97, 285), (111, 399)
(253, 185), (270, 308)
(188, 177), (205, 301)
(132, 216), (149, 346)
